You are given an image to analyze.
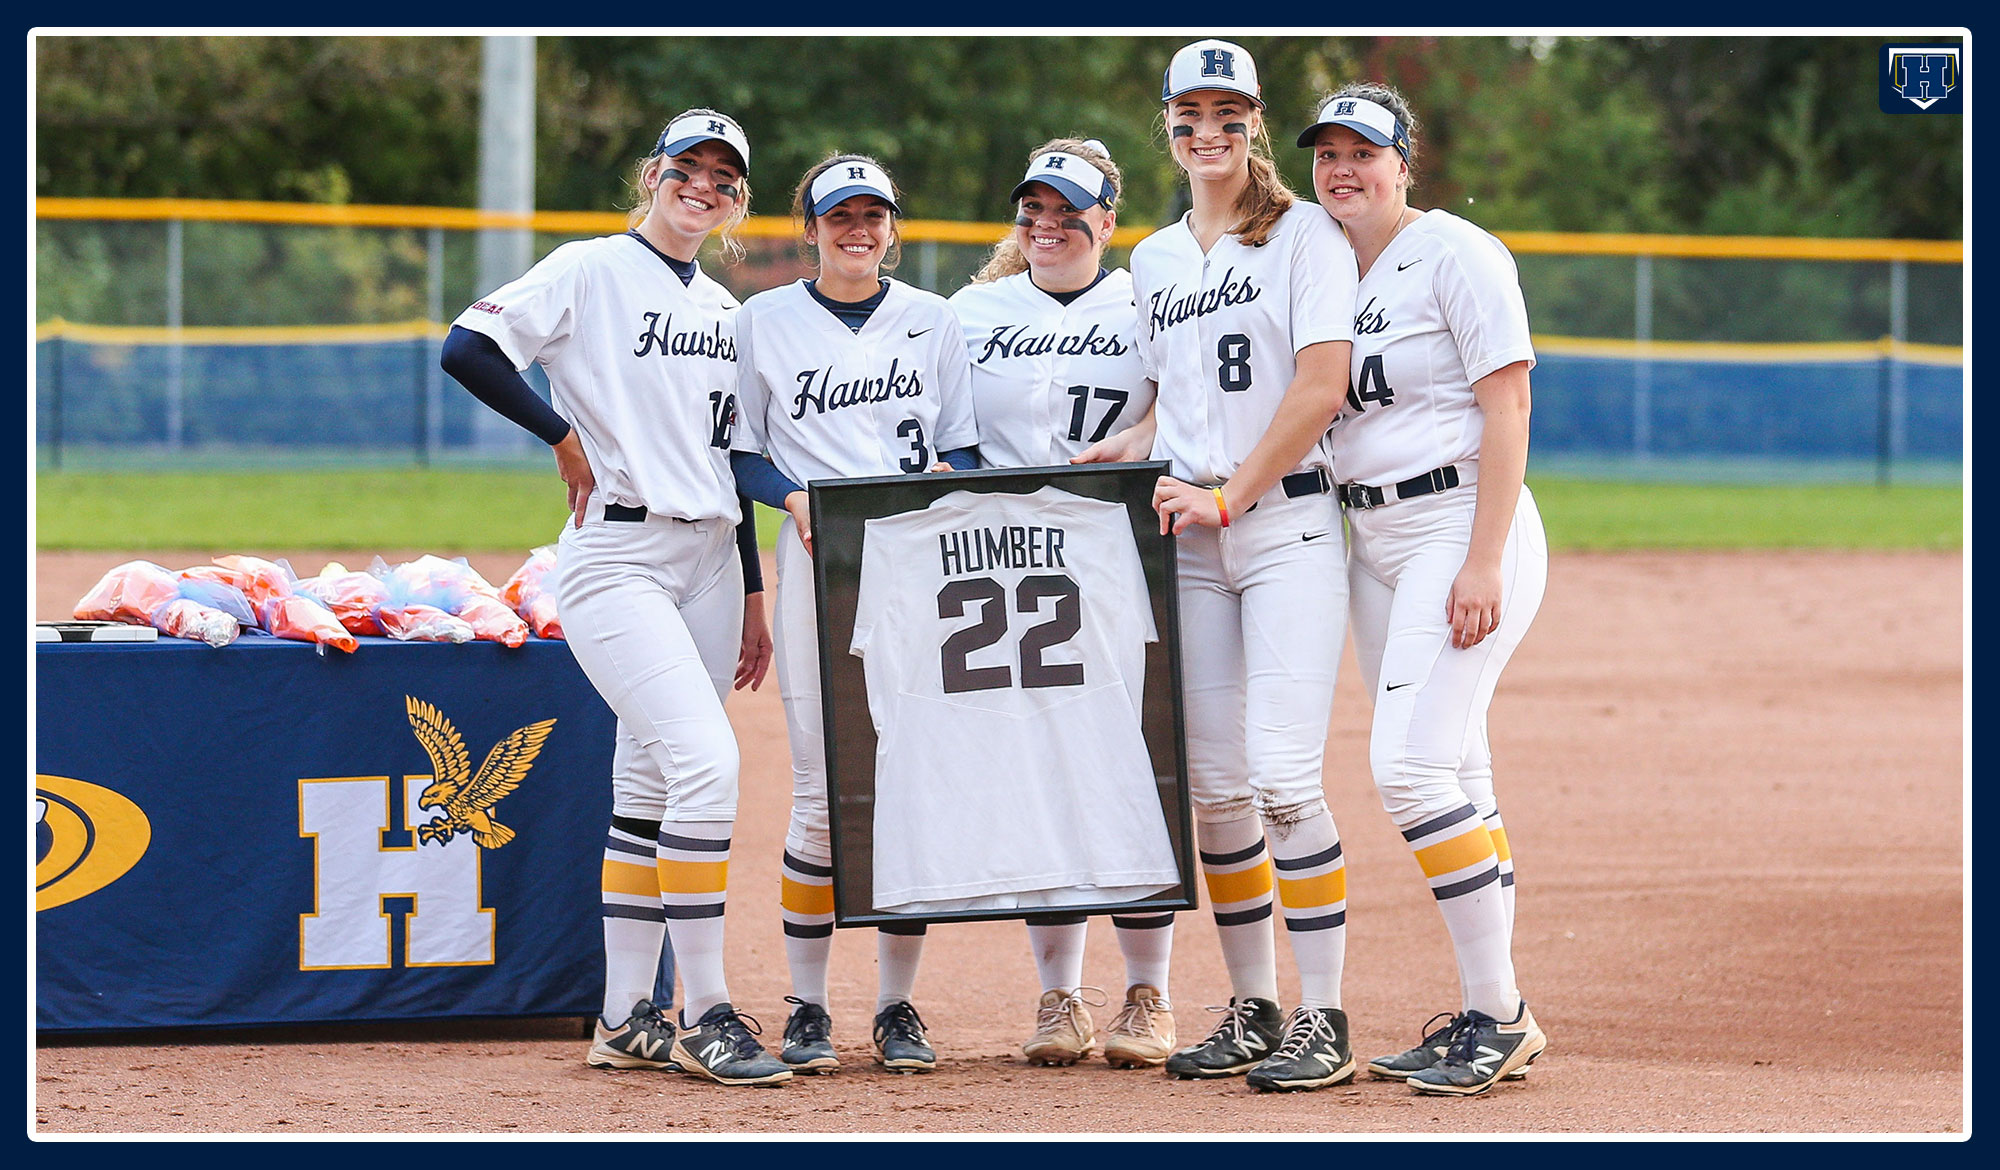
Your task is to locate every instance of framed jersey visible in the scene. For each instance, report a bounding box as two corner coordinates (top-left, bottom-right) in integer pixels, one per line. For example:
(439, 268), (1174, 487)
(809, 462), (1195, 927)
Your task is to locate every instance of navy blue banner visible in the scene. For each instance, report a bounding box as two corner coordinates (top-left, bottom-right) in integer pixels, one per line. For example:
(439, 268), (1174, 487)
(35, 635), (616, 1031)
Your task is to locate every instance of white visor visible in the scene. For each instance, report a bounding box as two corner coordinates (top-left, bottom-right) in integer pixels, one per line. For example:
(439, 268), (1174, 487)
(1296, 96), (1409, 158)
(1010, 151), (1115, 210)
(657, 112), (751, 174)
(1162, 38), (1262, 107)
(809, 160), (900, 216)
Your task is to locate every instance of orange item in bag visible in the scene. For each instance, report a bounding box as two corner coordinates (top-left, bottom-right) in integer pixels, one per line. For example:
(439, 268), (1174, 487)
(501, 546), (563, 640)
(205, 555), (296, 611)
(74, 561), (179, 624)
(257, 594), (358, 654)
(295, 571), (393, 636)
(456, 593), (530, 648)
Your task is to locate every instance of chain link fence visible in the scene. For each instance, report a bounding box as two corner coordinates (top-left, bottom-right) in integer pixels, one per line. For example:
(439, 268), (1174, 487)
(35, 203), (1963, 482)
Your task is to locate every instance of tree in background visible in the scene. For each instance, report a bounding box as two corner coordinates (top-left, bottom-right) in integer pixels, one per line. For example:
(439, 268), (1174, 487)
(35, 33), (1961, 241)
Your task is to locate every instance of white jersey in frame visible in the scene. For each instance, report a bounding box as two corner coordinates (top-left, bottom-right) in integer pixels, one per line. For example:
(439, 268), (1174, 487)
(452, 233), (742, 523)
(731, 277), (979, 485)
(850, 486), (1177, 912)
(947, 269), (1157, 468)
(1130, 203), (1358, 485)
(1330, 209), (1537, 488)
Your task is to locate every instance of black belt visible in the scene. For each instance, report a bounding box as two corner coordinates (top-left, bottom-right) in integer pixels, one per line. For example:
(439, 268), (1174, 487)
(1338, 465), (1462, 510)
(603, 503), (648, 522)
(1202, 468), (1329, 516)
(1280, 468), (1332, 498)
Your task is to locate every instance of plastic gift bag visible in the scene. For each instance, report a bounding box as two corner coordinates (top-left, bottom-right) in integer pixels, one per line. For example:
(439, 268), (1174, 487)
(256, 592), (359, 654)
(372, 555), (529, 647)
(74, 561), (180, 625)
(500, 546), (563, 640)
(73, 561), (246, 647)
(294, 569), (394, 636)
(376, 603), (475, 643)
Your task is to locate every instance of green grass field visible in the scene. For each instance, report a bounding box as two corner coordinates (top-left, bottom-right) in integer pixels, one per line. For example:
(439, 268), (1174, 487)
(32, 469), (1963, 552)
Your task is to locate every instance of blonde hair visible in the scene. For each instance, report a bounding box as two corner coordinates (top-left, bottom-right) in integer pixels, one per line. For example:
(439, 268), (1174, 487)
(1158, 105), (1295, 248)
(626, 107), (751, 264)
(790, 152), (903, 273)
(972, 138), (1124, 284)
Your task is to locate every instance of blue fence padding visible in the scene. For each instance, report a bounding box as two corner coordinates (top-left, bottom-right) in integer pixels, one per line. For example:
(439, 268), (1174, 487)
(1531, 354), (1962, 459)
(36, 337), (1963, 464)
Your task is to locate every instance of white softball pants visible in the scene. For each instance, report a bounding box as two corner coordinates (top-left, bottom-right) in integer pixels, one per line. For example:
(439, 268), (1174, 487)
(772, 516), (836, 860)
(1175, 487), (1348, 823)
(1346, 484), (1548, 828)
(556, 504), (744, 823)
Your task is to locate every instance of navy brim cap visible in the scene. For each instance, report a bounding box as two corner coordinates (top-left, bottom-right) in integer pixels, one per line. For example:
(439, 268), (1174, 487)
(1296, 96), (1407, 155)
(810, 184), (901, 217)
(1295, 118), (1398, 148)
(660, 132), (749, 173)
(1010, 172), (1104, 210)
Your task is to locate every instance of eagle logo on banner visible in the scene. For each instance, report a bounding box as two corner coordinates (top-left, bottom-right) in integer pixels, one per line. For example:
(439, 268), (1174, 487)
(403, 696), (555, 849)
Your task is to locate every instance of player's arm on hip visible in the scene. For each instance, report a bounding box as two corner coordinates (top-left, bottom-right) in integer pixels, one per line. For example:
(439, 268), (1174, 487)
(1448, 360), (1532, 649)
(1214, 339), (1350, 517)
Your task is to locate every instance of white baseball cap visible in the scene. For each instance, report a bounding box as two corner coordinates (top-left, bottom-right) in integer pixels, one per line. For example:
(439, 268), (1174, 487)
(808, 159), (901, 216)
(1009, 142), (1116, 209)
(1296, 95), (1410, 158)
(1161, 38), (1262, 108)
(656, 111), (751, 174)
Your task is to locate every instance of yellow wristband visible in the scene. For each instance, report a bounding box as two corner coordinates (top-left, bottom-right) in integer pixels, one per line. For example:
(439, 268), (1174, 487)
(1212, 486), (1230, 528)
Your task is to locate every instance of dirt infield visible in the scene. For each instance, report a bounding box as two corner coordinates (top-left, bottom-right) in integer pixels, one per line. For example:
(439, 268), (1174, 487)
(33, 549), (1965, 1136)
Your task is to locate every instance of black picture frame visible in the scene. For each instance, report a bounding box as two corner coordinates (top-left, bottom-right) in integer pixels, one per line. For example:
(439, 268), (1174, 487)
(809, 461), (1196, 928)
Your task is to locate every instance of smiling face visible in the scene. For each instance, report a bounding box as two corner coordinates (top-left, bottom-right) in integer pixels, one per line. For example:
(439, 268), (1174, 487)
(1168, 89), (1260, 183)
(1014, 180), (1112, 287)
(807, 194), (896, 286)
(645, 140), (744, 250)
(1311, 124), (1408, 229)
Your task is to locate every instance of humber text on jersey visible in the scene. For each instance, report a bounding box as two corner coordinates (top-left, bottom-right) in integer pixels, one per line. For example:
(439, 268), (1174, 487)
(938, 524), (1070, 577)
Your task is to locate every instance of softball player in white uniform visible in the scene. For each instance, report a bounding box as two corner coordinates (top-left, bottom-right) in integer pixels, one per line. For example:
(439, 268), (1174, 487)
(731, 154), (979, 1075)
(947, 139), (1179, 1070)
(1299, 85), (1549, 1096)
(1079, 40), (1362, 1091)
(442, 109), (789, 1088)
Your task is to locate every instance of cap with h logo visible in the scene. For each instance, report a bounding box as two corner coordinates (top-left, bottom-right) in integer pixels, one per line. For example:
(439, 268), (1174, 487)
(657, 111), (751, 174)
(809, 160), (901, 216)
(1009, 141), (1116, 209)
(1162, 38), (1262, 108)
(1295, 95), (1410, 159)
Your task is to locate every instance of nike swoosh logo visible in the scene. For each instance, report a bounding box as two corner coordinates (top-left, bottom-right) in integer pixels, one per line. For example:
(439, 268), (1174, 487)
(1398, 259), (1423, 271)
(907, 328), (932, 338)
(1302, 532), (1328, 542)
(1386, 682), (1416, 691)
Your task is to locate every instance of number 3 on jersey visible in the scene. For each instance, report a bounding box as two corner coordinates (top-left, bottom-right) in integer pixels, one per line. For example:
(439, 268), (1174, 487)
(1346, 354), (1395, 412)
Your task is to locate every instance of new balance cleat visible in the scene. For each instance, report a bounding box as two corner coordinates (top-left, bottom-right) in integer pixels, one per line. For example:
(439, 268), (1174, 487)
(586, 999), (681, 1071)
(1102, 983), (1177, 1069)
(1408, 1003), (1546, 1096)
(1368, 1010), (1530, 1081)
(1022, 987), (1103, 1066)
(669, 1002), (794, 1087)
(780, 995), (840, 1073)
(873, 1000), (937, 1073)
(1245, 1006), (1356, 1092)
(1163, 996), (1284, 1079)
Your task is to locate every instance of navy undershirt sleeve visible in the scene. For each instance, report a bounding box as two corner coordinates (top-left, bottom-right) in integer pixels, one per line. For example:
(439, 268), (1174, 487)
(439, 326), (572, 446)
(731, 450), (806, 511)
(939, 446), (979, 472)
(736, 494), (763, 594)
